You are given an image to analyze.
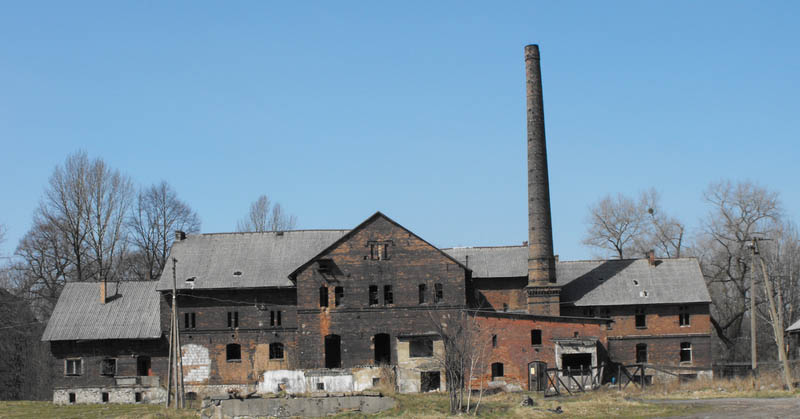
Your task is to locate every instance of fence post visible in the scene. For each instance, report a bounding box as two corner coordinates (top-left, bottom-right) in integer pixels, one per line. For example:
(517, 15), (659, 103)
(618, 365), (621, 390)
(640, 364), (645, 390)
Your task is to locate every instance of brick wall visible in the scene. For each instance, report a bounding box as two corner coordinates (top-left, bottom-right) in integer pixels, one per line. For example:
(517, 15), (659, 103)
(294, 214), (468, 369)
(470, 277), (527, 312)
(607, 335), (712, 368)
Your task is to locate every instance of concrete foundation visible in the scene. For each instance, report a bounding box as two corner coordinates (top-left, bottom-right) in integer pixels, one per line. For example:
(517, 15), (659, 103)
(53, 386), (166, 405)
(204, 395), (396, 418)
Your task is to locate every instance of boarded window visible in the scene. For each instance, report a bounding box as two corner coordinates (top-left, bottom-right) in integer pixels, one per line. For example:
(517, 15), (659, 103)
(65, 359), (82, 376)
(635, 307), (646, 328)
(636, 343), (647, 363)
(226, 343), (241, 361)
(491, 362), (504, 379)
(531, 329), (542, 345)
(410, 338), (434, 358)
(383, 285), (393, 305)
(269, 342), (284, 360)
(101, 358), (116, 376)
(319, 286), (328, 307)
(680, 342), (692, 362)
(369, 285), (379, 306)
(418, 284), (426, 304)
(434, 283), (443, 303)
(679, 306), (690, 326)
(335, 286), (343, 307)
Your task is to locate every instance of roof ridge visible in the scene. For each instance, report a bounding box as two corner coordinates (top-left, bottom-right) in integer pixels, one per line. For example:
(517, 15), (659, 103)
(196, 229), (351, 237)
(442, 245), (527, 250)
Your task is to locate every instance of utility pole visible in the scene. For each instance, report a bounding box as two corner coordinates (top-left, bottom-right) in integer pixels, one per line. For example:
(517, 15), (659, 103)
(167, 257), (185, 408)
(750, 240), (758, 378)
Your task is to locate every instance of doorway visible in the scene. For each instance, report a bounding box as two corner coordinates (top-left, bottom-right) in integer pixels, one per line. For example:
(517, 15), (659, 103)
(374, 333), (391, 365)
(325, 334), (341, 368)
(528, 361), (547, 391)
(137, 356), (151, 376)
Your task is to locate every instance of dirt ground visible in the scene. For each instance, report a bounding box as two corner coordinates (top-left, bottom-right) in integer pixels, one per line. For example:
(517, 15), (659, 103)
(654, 397), (800, 418)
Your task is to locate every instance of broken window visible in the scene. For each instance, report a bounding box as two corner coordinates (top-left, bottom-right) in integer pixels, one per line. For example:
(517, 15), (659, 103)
(100, 358), (116, 376)
(491, 362), (504, 379)
(335, 286), (343, 307)
(269, 342), (284, 360)
(227, 311), (239, 328)
(502, 303), (509, 312)
(383, 285), (393, 305)
(531, 329), (542, 346)
(635, 343), (647, 363)
(102, 392), (109, 403)
(270, 311), (282, 327)
(410, 338), (434, 358)
(368, 241), (392, 260)
(184, 312), (196, 329)
(65, 358), (82, 376)
(226, 343), (241, 362)
(319, 286), (328, 307)
(68, 393), (76, 403)
(635, 307), (646, 328)
(434, 283), (443, 304)
(420, 371), (440, 392)
(369, 285), (379, 306)
(679, 305), (690, 326)
(680, 342), (692, 363)
(418, 284), (426, 304)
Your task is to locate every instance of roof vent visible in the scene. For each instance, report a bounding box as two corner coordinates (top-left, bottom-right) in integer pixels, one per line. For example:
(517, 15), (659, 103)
(640, 290), (649, 297)
(186, 277), (196, 282)
(276, 231), (284, 236)
(597, 277), (604, 282)
(633, 280), (639, 286)
(233, 271), (242, 276)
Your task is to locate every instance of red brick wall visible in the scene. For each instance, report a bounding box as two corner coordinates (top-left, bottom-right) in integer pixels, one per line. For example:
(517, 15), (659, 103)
(470, 277), (527, 312)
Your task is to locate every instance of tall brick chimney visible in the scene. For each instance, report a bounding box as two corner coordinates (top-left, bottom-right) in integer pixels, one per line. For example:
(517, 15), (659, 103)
(524, 44), (560, 316)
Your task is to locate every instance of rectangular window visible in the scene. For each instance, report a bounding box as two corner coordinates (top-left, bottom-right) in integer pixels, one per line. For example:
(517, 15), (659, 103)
(100, 359), (116, 376)
(434, 283), (443, 304)
(319, 286), (328, 307)
(635, 307), (646, 329)
(636, 343), (647, 363)
(679, 306), (690, 326)
(583, 307), (596, 317)
(491, 334), (497, 348)
(531, 329), (542, 345)
(369, 285), (379, 306)
(418, 284), (426, 304)
(184, 312), (196, 329)
(269, 342), (285, 360)
(335, 286), (343, 307)
(270, 311), (282, 326)
(409, 338), (434, 358)
(680, 342), (692, 363)
(491, 362), (504, 379)
(65, 359), (82, 376)
(383, 285), (393, 305)
(228, 311), (239, 328)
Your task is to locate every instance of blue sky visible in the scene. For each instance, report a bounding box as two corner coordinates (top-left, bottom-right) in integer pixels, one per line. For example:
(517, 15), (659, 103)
(1, 1), (798, 260)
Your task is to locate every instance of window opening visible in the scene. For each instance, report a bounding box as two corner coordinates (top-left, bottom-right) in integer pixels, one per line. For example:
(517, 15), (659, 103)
(184, 312), (196, 329)
(492, 334), (497, 348)
(680, 342), (692, 362)
(101, 358), (116, 376)
(561, 353), (592, 373)
(270, 311), (282, 326)
(635, 343), (647, 363)
(319, 286), (328, 307)
(269, 342), (284, 360)
(324, 334), (341, 368)
(335, 286), (343, 307)
(421, 371), (441, 392)
(679, 305), (690, 326)
(383, 285), (393, 305)
(135, 392), (142, 402)
(491, 362), (504, 379)
(583, 307), (596, 317)
(65, 359), (82, 376)
(227, 311), (239, 328)
(368, 241), (392, 260)
(369, 285), (379, 306)
(502, 303), (509, 312)
(434, 283), (443, 303)
(635, 307), (646, 328)
(410, 338), (434, 357)
(374, 333), (391, 364)
(136, 357), (151, 376)
(102, 392), (109, 403)
(531, 329), (542, 345)
(226, 343), (241, 361)
(418, 284), (426, 304)
(68, 393), (76, 403)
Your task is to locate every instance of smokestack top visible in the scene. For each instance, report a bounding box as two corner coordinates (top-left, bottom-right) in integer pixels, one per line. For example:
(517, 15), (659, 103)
(524, 44), (540, 61)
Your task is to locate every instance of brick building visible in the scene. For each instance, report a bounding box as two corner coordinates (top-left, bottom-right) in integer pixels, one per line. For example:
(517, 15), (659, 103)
(42, 44), (713, 404)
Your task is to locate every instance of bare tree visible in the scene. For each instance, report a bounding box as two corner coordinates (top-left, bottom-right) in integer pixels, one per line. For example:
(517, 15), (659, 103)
(697, 180), (781, 361)
(236, 195), (297, 232)
(127, 181), (201, 280)
(640, 189), (686, 258)
(583, 192), (650, 259)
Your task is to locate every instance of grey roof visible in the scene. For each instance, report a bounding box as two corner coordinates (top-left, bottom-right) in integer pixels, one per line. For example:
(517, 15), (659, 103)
(42, 281), (162, 341)
(787, 318), (800, 333)
(156, 230), (349, 291)
(443, 246), (711, 306)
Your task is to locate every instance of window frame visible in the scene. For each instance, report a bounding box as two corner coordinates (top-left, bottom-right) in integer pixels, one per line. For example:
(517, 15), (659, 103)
(334, 286), (344, 307)
(418, 284), (427, 304)
(635, 307), (647, 329)
(409, 338), (434, 358)
(65, 358), (82, 376)
(491, 362), (504, 379)
(635, 343), (648, 364)
(100, 358), (117, 377)
(383, 285), (393, 305)
(319, 286), (329, 307)
(226, 343), (242, 362)
(434, 283), (443, 304)
(269, 342), (285, 360)
(679, 305), (690, 327)
(531, 329), (542, 346)
(369, 285), (379, 306)
(680, 342), (692, 363)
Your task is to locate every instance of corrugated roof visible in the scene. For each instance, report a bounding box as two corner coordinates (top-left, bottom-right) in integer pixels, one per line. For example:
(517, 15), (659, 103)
(787, 318), (800, 333)
(443, 246), (711, 306)
(156, 230), (349, 291)
(42, 281), (162, 341)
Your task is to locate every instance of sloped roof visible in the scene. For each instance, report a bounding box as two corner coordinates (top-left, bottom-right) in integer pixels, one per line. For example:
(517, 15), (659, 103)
(42, 281), (162, 341)
(442, 246), (711, 306)
(156, 230), (349, 291)
(787, 318), (800, 333)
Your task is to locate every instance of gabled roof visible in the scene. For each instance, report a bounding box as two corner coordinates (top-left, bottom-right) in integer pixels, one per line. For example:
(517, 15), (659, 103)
(442, 246), (711, 306)
(42, 281), (162, 341)
(290, 212), (469, 279)
(155, 230), (349, 291)
(787, 318), (800, 333)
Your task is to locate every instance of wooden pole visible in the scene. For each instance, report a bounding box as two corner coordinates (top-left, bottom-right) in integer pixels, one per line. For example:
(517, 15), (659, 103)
(165, 304), (173, 407)
(171, 258), (179, 409)
(756, 251), (794, 389)
(751, 242), (758, 381)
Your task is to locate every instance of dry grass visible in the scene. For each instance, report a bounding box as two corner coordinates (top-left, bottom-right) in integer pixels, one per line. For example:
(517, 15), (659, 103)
(625, 372), (799, 400)
(0, 401), (199, 419)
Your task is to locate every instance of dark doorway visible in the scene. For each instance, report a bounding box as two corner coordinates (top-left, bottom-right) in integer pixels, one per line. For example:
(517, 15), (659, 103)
(528, 361), (547, 391)
(325, 334), (341, 368)
(491, 362), (504, 379)
(374, 333), (391, 365)
(561, 353), (592, 373)
(421, 371), (441, 392)
(137, 356), (151, 376)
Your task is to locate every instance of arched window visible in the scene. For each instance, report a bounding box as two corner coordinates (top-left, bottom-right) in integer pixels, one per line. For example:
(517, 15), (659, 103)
(270, 342), (284, 360)
(226, 343), (241, 362)
(491, 362), (504, 379)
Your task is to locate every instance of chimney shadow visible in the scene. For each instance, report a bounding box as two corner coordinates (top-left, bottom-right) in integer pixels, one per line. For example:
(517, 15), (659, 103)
(561, 259), (637, 301)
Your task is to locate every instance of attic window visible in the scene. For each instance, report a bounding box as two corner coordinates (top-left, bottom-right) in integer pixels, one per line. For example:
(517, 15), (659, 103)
(233, 271), (242, 277)
(318, 259), (335, 274)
